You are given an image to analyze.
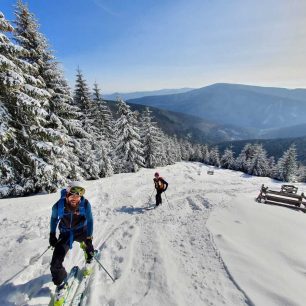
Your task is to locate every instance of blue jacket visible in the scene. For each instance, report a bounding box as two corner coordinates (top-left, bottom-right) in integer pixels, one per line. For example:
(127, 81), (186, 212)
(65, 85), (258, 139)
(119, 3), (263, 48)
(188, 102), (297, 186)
(50, 193), (93, 248)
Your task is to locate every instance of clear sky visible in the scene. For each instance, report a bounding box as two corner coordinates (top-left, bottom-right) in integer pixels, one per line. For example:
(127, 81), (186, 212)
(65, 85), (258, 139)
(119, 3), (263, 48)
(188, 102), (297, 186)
(2, 0), (306, 93)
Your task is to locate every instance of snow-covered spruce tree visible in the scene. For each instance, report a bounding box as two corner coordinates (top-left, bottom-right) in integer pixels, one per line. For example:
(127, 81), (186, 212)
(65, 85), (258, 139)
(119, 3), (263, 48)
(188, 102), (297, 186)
(91, 82), (114, 176)
(172, 134), (182, 162)
(140, 107), (165, 168)
(0, 12), (19, 196)
(201, 144), (210, 164)
(0, 99), (14, 196)
(0, 104), (14, 193)
(247, 144), (270, 177)
(180, 138), (194, 161)
(13, 0), (80, 191)
(268, 156), (276, 171)
(209, 146), (221, 167)
(1, 10), (58, 195)
(296, 163), (306, 183)
(114, 99), (144, 173)
(234, 143), (257, 172)
(92, 82), (114, 144)
(15, 0), (88, 182)
(179, 139), (188, 161)
(220, 147), (235, 169)
(275, 144), (298, 182)
(91, 83), (114, 176)
(191, 143), (203, 162)
(163, 134), (179, 165)
(31, 33), (86, 182)
(73, 68), (102, 179)
(43, 65), (86, 181)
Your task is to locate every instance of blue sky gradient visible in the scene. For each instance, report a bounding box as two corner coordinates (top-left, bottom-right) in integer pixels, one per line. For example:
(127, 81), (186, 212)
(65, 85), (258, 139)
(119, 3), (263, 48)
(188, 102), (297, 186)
(2, 0), (306, 92)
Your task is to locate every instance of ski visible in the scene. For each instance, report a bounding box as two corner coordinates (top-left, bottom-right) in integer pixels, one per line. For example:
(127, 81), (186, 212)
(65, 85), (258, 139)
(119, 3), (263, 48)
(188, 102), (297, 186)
(70, 251), (100, 306)
(51, 266), (79, 306)
(70, 267), (93, 306)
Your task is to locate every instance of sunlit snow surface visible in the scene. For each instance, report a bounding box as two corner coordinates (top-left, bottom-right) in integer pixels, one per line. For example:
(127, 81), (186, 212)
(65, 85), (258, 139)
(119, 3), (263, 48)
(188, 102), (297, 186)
(0, 162), (306, 306)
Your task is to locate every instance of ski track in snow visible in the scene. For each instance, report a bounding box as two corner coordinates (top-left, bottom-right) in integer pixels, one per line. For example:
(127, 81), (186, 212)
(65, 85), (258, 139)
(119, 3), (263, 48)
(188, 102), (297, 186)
(0, 162), (273, 305)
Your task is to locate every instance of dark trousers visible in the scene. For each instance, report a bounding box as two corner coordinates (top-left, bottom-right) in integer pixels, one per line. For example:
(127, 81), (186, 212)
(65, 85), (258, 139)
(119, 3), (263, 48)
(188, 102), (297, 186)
(50, 229), (91, 286)
(156, 190), (163, 206)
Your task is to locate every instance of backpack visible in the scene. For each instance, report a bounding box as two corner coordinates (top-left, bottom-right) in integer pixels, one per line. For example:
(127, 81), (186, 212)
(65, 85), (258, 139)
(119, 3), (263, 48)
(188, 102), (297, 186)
(154, 177), (165, 190)
(57, 189), (88, 248)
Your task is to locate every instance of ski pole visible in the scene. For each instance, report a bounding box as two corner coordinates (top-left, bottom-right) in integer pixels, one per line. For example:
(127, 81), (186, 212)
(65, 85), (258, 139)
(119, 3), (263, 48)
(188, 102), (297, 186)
(29, 245), (52, 265)
(3, 238), (61, 285)
(146, 189), (155, 206)
(30, 237), (64, 264)
(92, 253), (115, 283)
(164, 192), (171, 208)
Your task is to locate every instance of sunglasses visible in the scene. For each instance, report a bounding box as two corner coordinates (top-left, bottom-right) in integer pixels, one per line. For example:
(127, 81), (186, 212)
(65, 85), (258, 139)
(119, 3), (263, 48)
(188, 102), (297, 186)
(69, 186), (85, 197)
(68, 192), (81, 198)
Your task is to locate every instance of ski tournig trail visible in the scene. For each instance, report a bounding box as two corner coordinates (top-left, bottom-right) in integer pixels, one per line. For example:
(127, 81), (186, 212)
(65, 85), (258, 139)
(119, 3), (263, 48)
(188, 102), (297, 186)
(1, 162), (306, 305)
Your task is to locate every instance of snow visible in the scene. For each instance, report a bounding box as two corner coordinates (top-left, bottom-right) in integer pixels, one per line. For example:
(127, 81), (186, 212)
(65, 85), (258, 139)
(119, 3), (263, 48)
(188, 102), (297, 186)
(24, 84), (51, 98)
(0, 54), (17, 69)
(0, 162), (306, 306)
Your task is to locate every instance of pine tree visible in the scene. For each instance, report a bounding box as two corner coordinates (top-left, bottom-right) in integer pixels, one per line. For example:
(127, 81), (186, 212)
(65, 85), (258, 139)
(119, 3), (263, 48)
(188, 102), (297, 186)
(220, 147), (235, 169)
(172, 135), (182, 162)
(295, 163), (306, 183)
(247, 144), (270, 177)
(180, 138), (194, 161)
(163, 134), (178, 165)
(13, 0), (82, 191)
(209, 147), (220, 167)
(92, 83), (114, 142)
(73, 69), (101, 179)
(191, 143), (203, 162)
(140, 107), (164, 168)
(0, 12), (18, 195)
(114, 99), (144, 173)
(91, 83), (114, 176)
(1, 10), (56, 195)
(276, 144), (298, 182)
(201, 145), (210, 164)
(234, 143), (258, 172)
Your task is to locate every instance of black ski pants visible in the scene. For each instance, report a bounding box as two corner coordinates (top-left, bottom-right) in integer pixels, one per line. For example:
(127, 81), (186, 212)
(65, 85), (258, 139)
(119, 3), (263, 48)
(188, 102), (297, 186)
(50, 228), (91, 286)
(156, 190), (163, 206)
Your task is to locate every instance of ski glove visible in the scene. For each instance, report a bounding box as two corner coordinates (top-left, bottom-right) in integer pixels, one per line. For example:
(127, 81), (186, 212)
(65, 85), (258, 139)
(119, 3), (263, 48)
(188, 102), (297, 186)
(49, 232), (58, 247)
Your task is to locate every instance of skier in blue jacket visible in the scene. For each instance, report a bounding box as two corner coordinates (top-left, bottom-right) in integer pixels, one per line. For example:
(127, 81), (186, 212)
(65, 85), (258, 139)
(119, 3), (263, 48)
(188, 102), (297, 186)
(49, 182), (95, 298)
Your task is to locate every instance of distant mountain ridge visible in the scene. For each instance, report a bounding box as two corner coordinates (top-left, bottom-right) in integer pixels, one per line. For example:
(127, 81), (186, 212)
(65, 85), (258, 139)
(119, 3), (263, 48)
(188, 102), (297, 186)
(259, 123), (306, 139)
(103, 98), (306, 165)
(127, 83), (306, 131)
(103, 88), (194, 101)
(104, 100), (254, 144)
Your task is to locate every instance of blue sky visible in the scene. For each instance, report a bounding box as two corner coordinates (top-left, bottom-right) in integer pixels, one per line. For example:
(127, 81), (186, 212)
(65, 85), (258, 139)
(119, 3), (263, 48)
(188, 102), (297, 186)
(2, 0), (306, 92)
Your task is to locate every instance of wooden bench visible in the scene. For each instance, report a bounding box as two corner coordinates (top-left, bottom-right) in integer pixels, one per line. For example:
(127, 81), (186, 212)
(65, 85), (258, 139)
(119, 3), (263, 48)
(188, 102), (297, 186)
(256, 184), (306, 212)
(281, 184), (298, 194)
(207, 170), (214, 175)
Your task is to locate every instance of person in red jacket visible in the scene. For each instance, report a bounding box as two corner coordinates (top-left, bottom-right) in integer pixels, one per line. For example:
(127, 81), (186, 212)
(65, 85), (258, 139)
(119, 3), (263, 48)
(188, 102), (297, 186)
(153, 172), (168, 207)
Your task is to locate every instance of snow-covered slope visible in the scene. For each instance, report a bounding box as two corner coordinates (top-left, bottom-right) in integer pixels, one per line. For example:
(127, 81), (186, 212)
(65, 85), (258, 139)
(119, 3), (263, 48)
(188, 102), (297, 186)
(1, 162), (306, 306)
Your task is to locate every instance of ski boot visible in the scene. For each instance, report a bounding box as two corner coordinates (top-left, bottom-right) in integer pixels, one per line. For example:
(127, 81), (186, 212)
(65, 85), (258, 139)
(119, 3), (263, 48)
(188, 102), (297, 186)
(80, 241), (94, 277)
(54, 280), (67, 306)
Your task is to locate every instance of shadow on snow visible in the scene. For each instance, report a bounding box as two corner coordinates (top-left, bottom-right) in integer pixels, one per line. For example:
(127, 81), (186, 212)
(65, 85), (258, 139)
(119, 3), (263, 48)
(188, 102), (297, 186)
(115, 204), (156, 215)
(0, 273), (51, 305)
